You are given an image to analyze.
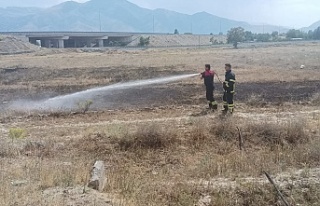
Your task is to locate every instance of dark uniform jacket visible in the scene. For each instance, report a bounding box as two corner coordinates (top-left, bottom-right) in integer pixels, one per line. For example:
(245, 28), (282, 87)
(201, 70), (214, 88)
(223, 70), (236, 93)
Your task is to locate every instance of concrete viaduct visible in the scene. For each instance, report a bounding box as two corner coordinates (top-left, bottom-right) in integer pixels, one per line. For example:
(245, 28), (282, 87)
(0, 32), (146, 48)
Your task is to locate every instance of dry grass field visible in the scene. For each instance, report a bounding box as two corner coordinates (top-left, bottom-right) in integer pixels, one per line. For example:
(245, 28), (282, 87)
(0, 42), (320, 205)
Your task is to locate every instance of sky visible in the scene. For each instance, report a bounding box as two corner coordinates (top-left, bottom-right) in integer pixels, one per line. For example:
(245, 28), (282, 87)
(0, 0), (319, 28)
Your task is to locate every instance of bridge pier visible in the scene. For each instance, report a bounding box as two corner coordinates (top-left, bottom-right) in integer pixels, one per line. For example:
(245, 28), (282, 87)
(29, 38), (37, 45)
(41, 39), (51, 48)
(17, 32), (132, 48)
(58, 39), (65, 48)
(86, 40), (92, 47)
(98, 39), (104, 47)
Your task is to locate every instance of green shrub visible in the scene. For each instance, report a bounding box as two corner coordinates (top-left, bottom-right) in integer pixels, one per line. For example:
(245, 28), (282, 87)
(138, 36), (150, 47)
(118, 124), (177, 151)
(9, 128), (26, 140)
(77, 100), (93, 113)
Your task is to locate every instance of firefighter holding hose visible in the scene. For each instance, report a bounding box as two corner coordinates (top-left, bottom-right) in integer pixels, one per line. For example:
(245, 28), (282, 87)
(201, 64), (218, 110)
(222, 63), (236, 114)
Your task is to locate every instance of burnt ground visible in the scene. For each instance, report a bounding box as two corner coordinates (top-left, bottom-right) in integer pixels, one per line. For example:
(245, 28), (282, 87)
(1, 80), (319, 111)
(0, 66), (319, 111)
(94, 80), (319, 109)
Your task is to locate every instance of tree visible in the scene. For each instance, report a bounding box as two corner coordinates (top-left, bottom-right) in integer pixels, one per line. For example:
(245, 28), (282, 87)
(313, 27), (320, 40)
(174, 29), (179, 35)
(271, 31), (279, 41)
(286, 29), (304, 39)
(271, 31), (279, 37)
(138, 36), (150, 47)
(307, 30), (314, 40)
(256, 33), (271, 42)
(244, 31), (254, 41)
(227, 27), (245, 48)
(210, 37), (218, 45)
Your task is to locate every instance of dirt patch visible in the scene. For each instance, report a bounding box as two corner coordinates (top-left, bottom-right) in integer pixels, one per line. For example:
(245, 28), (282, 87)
(128, 34), (227, 47)
(0, 35), (40, 55)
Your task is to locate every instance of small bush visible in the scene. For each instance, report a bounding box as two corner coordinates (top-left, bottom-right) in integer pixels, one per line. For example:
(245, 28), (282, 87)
(246, 122), (283, 145)
(310, 93), (320, 105)
(22, 140), (54, 157)
(73, 132), (114, 157)
(307, 138), (320, 163)
(245, 120), (308, 146)
(118, 125), (177, 151)
(189, 127), (210, 149)
(188, 119), (211, 149)
(285, 120), (308, 144)
(138, 36), (150, 47)
(9, 127), (26, 140)
(246, 94), (267, 107)
(77, 100), (93, 113)
(210, 118), (237, 140)
(203, 118), (308, 150)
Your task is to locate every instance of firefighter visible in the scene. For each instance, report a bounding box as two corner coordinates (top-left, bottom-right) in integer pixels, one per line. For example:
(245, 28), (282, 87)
(201, 64), (218, 110)
(222, 63), (236, 114)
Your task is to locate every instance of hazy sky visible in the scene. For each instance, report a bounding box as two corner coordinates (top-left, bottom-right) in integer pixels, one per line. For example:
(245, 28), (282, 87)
(0, 0), (319, 28)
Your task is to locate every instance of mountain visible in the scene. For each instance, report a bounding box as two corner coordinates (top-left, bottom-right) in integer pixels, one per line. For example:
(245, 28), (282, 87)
(0, 0), (287, 34)
(302, 20), (320, 32)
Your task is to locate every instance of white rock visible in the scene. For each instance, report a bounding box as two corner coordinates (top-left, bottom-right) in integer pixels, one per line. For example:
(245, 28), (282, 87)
(11, 180), (28, 186)
(88, 161), (105, 192)
(197, 195), (211, 206)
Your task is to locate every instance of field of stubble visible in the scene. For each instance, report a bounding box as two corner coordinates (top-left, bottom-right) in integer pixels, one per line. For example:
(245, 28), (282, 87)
(0, 42), (320, 206)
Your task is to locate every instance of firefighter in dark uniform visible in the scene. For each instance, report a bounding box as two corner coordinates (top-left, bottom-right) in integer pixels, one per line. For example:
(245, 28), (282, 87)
(201, 64), (218, 110)
(222, 64), (236, 113)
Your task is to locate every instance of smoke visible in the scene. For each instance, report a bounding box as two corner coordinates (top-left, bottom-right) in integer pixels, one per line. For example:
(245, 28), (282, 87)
(8, 73), (198, 112)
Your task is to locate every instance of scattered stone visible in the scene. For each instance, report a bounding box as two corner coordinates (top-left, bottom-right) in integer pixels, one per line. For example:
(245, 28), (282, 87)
(88, 161), (106, 192)
(42, 186), (114, 206)
(11, 180), (28, 186)
(197, 195), (211, 206)
(62, 162), (72, 166)
(54, 142), (65, 150)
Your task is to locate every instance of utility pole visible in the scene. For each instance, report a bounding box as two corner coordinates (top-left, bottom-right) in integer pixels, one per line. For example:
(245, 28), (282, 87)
(153, 15), (155, 33)
(99, 10), (102, 32)
(219, 20), (222, 34)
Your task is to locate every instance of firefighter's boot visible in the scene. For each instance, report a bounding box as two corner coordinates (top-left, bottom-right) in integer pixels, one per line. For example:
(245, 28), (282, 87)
(228, 104), (234, 114)
(222, 102), (228, 113)
(211, 101), (218, 111)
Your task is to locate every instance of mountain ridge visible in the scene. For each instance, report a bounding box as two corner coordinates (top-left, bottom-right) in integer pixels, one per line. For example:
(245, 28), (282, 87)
(0, 0), (317, 34)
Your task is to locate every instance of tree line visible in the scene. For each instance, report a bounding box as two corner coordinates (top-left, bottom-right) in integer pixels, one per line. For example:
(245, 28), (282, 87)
(227, 26), (320, 48)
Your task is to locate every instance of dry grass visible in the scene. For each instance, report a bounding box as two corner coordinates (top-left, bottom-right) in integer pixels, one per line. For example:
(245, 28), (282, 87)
(1, 111), (319, 205)
(117, 124), (178, 151)
(65, 116), (318, 205)
(310, 93), (320, 106)
(308, 137), (320, 162)
(1, 42), (320, 83)
(1, 42), (320, 205)
(246, 94), (267, 107)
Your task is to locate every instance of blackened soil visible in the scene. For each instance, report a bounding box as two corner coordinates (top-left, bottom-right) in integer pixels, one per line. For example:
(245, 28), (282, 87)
(0, 65), (318, 110)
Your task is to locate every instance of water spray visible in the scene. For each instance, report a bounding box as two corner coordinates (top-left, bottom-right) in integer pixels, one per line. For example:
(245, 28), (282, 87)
(9, 73), (198, 112)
